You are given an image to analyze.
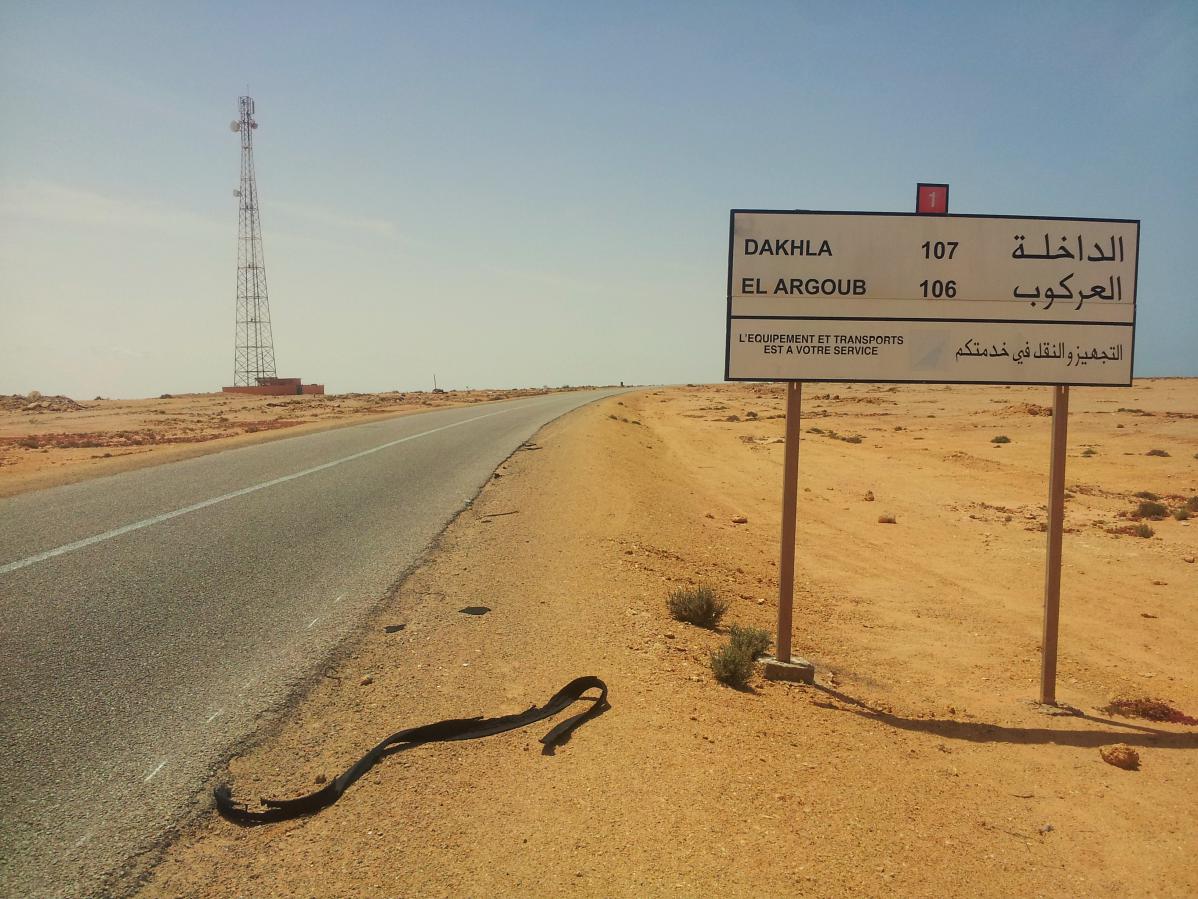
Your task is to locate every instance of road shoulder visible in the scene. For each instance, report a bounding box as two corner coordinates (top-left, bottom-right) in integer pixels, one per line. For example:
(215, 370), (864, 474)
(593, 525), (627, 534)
(138, 383), (1198, 898)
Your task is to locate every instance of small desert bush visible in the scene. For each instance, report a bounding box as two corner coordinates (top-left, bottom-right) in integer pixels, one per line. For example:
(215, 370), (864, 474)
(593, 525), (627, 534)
(991, 435), (1011, 444)
(1145, 449), (1170, 457)
(1081, 448), (1096, 457)
(1136, 501), (1169, 520)
(667, 585), (727, 628)
(1186, 496), (1198, 512)
(729, 625), (771, 659)
(1134, 491), (1159, 500)
(1173, 508), (1191, 521)
(710, 643), (754, 688)
(1134, 523), (1154, 538)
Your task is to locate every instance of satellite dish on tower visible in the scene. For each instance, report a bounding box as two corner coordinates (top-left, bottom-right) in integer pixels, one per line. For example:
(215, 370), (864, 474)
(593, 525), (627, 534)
(230, 120), (241, 132)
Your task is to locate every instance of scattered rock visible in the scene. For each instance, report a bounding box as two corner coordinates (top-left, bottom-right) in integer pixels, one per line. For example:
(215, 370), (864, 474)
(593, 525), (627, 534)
(1038, 823), (1055, 835)
(704, 512), (715, 519)
(878, 514), (897, 524)
(359, 675), (374, 686)
(384, 624), (406, 633)
(459, 606), (491, 616)
(1140, 612), (1158, 619)
(1102, 697), (1198, 725)
(314, 773), (327, 784)
(1184, 556), (1195, 564)
(863, 490), (875, 502)
(1099, 744), (1140, 770)
(2, 393), (85, 413)
(731, 515), (748, 524)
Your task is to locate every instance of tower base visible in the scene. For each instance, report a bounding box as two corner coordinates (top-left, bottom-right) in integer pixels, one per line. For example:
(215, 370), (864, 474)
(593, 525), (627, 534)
(222, 377), (324, 396)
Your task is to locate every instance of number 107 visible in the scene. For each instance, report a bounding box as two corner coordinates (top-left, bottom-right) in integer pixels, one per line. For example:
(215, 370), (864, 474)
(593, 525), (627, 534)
(921, 240), (958, 259)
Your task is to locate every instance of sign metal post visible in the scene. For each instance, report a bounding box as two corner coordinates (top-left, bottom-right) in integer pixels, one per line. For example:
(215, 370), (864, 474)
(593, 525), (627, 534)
(775, 381), (802, 665)
(1039, 385), (1070, 704)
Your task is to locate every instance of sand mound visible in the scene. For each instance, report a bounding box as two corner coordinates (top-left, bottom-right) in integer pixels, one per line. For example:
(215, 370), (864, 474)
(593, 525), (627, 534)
(999, 402), (1053, 416)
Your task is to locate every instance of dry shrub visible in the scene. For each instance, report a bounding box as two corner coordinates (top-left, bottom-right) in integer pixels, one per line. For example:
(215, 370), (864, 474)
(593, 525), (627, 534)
(1134, 523), (1154, 538)
(667, 585), (727, 629)
(1145, 448), (1170, 457)
(1135, 501), (1169, 520)
(729, 625), (771, 659)
(710, 643), (753, 687)
(991, 435), (1011, 444)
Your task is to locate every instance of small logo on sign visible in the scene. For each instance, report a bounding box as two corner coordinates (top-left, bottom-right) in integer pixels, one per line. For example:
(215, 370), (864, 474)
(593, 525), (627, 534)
(917, 183), (950, 215)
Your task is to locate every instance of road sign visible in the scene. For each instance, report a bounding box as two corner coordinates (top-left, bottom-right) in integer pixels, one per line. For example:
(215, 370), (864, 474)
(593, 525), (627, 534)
(726, 210), (1139, 386)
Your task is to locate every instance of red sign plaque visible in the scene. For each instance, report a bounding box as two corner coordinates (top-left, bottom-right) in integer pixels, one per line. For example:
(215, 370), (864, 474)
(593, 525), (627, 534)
(916, 182), (949, 215)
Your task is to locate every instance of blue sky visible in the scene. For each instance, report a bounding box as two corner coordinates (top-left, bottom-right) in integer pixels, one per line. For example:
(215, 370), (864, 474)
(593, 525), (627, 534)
(1, 1), (1195, 396)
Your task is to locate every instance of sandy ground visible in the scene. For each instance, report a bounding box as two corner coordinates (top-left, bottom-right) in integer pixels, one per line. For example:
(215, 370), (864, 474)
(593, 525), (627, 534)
(133, 379), (1198, 898)
(0, 387), (586, 498)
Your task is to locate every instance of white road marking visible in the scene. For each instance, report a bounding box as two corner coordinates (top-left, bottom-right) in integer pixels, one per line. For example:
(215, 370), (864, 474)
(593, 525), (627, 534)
(306, 617), (319, 630)
(205, 708), (224, 724)
(143, 759), (167, 783)
(0, 405), (523, 576)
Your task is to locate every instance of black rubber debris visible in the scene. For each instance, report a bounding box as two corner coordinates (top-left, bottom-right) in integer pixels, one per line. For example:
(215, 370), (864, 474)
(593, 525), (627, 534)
(214, 676), (609, 824)
(458, 606), (491, 616)
(384, 624), (406, 633)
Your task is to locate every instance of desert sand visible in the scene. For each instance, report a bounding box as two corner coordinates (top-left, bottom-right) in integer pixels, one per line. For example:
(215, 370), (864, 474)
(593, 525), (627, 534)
(120, 379), (1195, 896)
(0, 387), (583, 498)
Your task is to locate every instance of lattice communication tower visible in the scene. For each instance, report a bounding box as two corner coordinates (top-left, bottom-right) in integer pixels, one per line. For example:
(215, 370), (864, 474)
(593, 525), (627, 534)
(230, 96), (277, 386)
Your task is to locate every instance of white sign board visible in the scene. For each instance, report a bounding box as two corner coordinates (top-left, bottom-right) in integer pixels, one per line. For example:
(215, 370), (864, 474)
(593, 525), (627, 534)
(726, 210), (1139, 385)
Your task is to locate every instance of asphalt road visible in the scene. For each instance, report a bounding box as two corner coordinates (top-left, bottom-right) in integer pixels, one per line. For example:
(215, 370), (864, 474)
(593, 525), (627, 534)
(0, 389), (620, 898)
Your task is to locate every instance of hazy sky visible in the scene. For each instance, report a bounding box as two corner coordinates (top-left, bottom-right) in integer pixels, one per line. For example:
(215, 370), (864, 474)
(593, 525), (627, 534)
(1, 1), (1195, 397)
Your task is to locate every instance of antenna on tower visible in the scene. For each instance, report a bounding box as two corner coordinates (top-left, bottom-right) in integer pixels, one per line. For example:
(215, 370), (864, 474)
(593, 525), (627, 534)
(231, 94), (277, 387)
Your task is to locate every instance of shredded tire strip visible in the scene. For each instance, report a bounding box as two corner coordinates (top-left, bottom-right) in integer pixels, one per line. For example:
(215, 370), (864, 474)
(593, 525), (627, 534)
(214, 676), (609, 825)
